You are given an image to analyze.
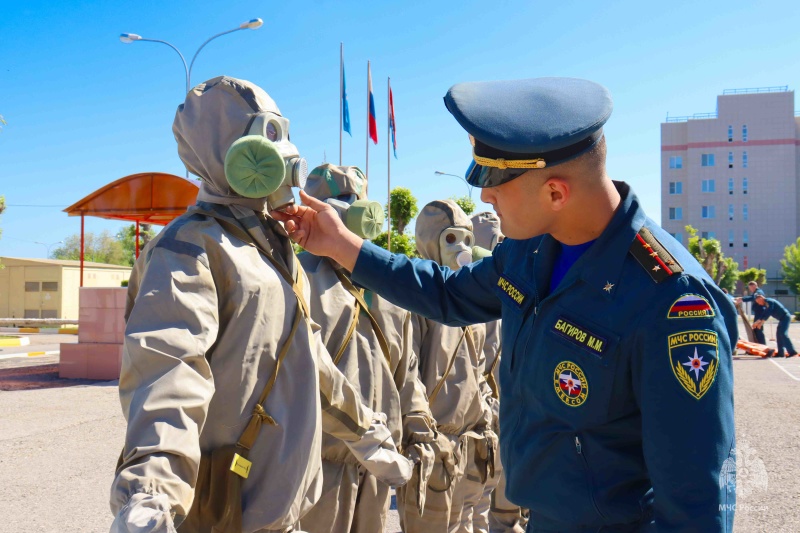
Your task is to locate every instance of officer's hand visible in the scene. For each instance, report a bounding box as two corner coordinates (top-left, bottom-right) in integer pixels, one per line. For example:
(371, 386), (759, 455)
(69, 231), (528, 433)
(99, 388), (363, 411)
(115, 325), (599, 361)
(271, 191), (363, 270)
(735, 297), (743, 305)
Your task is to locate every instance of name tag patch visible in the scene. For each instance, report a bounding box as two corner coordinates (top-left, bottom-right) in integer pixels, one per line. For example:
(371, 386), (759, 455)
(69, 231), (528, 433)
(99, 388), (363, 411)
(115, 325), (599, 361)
(497, 275), (527, 308)
(667, 294), (715, 319)
(552, 317), (608, 356)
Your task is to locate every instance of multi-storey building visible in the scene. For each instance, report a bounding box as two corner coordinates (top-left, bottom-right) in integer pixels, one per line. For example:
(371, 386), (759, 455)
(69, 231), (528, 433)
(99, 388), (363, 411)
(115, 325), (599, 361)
(661, 86), (800, 287)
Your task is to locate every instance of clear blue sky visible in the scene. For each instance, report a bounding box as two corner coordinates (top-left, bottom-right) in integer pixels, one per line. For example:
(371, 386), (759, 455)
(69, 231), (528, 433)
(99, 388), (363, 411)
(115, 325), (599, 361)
(1, 0), (798, 259)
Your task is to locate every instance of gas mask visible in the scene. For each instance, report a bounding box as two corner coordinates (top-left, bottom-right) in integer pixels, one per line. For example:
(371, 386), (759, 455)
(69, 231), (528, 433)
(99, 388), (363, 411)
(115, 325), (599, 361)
(439, 226), (475, 270)
(325, 194), (385, 240)
(223, 112), (308, 210)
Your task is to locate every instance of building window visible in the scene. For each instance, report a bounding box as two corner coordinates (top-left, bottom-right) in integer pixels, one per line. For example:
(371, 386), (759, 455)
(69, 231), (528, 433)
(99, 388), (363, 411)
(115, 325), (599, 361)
(669, 181), (683, 194)
(41, 310), (58, 319)
(742, 124), (748, 142)
(742, 151), (748, 168)
(743, 204), (749, 221)
(776, 289), (789, 295)
(702, 205), (716, 219)
(728, 152), (734, 168)
(24, 310), (39, 319)
(702, 179), (715, 193)
(25, 282), (40, 292)
(42, 281), (58, 292)
(728, 125), (733, 142)
(743, 230), (749, 247)
(728, 177), (734, 195)
(669, 156), (683, 169)
(701, 231), (716, 239)
(701, 154), (715, 167)
(669, 207), (683, 220)
(672, 232), (683, 244)
(728, 204), (734, 220)
(728, 230), (734, 247)
(743, 177), (748, 194)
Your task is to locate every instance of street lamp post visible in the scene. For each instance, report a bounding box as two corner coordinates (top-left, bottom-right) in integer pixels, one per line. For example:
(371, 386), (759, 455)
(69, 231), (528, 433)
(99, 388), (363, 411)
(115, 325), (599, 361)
(120, 18), (263, 94)
(434, 170), (473, 199)
(35, 240), (63, 259)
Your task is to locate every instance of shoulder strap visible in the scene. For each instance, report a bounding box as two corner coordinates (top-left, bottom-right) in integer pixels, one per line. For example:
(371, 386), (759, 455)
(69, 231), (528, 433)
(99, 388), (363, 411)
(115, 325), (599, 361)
(334, 268), (392, 368)
(483, 340), (501, 400)
(428, 326), (469, 406)
(629, 227), (684, 283)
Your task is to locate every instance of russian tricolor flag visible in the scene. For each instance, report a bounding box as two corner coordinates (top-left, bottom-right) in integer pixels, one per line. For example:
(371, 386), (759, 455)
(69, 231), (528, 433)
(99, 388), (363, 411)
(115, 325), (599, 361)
(368, 63), (378, 144)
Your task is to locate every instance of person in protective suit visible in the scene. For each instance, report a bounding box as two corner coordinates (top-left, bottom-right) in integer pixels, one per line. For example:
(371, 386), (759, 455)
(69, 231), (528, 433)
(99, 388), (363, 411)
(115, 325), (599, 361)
(109, 76), (410, 533)
(396, 199), (498, 533)
(470, 211), (528, 533)
(296, 163), (450, 533)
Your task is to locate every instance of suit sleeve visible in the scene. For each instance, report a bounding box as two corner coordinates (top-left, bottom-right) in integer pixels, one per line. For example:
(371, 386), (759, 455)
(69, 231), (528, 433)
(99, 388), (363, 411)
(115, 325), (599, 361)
(352, 241), (502, 327)
(394, 310), (437, 446)
(111, 242), (218, 519)
(631, 276), (736, 532)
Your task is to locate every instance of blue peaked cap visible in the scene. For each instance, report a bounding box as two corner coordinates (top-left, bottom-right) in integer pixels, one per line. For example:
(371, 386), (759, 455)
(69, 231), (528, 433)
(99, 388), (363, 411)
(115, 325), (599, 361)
(444, 78), (613, 168)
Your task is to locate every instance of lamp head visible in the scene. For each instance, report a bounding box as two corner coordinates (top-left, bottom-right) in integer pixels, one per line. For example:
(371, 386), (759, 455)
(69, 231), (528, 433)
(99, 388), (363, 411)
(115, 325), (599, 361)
(120, 33), (142, 43)
(241, 18), (263, 29)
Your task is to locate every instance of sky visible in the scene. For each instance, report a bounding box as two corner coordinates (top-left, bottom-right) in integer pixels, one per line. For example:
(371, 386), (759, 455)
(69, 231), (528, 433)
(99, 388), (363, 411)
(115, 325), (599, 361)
(1, 0), (799, 259)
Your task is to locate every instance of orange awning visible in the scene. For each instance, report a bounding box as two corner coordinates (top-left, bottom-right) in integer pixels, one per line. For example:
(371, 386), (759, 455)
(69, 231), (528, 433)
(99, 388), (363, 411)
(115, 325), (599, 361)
(64, 172), (198, 226)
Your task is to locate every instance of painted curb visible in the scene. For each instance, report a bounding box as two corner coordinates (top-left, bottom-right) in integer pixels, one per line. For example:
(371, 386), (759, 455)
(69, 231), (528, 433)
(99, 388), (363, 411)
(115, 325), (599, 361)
(0, 349), (59, 361)
(0, 327), (78, 335)
(0, 336), (31, 347)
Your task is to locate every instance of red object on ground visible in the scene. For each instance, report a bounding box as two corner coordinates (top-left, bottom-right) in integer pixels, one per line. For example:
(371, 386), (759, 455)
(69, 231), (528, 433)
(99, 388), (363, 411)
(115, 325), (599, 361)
(736, 339), (775, 358)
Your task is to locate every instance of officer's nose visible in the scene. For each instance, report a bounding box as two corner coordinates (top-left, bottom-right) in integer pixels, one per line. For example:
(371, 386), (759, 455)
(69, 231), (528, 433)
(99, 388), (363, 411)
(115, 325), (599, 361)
(480, 186), (495, 206)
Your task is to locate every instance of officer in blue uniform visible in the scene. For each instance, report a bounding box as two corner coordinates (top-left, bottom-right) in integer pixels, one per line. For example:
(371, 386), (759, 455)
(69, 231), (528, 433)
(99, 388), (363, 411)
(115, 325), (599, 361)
(753, 294), (796, 358)
(274, 77), (738, 532)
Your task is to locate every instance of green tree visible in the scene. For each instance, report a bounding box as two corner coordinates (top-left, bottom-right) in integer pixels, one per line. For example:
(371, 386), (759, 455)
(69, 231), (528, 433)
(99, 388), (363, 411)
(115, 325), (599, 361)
(116, 224), (157, 266)
(738, 268), (766, 286)
(685, 225), (739, 291)
(780, 237), (800, 295)
(373, 230), (418, 257)
(52, 230), (127, 266)
(386, 187), (418, 234)
(451, 196), (475, 216)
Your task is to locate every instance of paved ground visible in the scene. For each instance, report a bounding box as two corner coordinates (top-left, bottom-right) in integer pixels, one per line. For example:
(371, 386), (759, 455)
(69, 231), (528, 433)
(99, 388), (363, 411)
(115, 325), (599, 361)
(1, 325), (799, 532)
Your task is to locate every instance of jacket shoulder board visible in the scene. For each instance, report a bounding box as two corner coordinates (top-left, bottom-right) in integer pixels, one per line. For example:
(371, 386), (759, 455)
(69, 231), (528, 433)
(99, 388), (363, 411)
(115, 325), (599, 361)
(629, 227), (683, 283)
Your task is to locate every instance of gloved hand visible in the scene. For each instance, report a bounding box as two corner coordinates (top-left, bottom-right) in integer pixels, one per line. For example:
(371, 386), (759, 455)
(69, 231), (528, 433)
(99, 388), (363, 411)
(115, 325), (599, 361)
(474, 429), (499, 482)
(426, 431), (458, 493)
(404, 431), (457, 514)
(345, 412), (413, 487)
(110, 493), (177, 533)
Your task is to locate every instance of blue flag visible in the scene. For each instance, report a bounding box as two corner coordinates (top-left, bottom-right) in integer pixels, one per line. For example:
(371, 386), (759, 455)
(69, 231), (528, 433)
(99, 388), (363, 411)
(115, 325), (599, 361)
(342, 63), (351, 136)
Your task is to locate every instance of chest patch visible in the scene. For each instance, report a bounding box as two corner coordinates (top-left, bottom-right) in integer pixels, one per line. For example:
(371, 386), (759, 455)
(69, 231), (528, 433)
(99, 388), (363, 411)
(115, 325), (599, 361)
(497, 275), (527, 308)
(667, 294), (715, 319)
(553, 361), (589, 407)
(552, 317), (608, 357)
(668, 330), (719, 400)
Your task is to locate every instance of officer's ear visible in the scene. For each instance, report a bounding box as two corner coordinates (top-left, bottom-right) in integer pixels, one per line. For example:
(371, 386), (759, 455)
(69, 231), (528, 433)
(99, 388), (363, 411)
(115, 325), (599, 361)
(543, 177), (570, 212)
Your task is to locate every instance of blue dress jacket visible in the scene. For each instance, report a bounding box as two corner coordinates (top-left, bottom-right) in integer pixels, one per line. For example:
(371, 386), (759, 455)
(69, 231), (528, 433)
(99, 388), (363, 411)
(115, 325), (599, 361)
(352, 182), (737, 532)
(754, 297), (791, 322)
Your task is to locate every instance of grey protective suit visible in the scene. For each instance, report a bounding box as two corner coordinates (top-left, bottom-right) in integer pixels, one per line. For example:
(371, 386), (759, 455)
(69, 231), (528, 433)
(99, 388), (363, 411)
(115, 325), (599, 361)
(110, 77), (402, 533)
(397, 200), (498, 533)
(470, 211), (528, 533)
(297, 165), (438, 533)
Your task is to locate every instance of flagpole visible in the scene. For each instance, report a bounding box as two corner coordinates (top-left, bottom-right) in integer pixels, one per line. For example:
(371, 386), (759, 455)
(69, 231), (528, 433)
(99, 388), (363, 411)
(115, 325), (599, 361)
(366, 60), (370, 181)
(339, 43), (343, 166)
(387, 76), (391, 251)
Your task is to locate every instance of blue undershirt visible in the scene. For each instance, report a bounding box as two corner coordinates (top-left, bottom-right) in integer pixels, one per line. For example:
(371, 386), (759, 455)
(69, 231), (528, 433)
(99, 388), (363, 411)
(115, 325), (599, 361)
(549, 240), (596, 293)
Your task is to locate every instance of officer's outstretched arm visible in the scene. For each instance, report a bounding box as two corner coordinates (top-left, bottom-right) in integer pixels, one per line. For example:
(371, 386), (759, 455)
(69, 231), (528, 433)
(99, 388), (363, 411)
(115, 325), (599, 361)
(111, 246), (218, 530)
(274, 191), (502, 327)
(632, 277), (736, 531)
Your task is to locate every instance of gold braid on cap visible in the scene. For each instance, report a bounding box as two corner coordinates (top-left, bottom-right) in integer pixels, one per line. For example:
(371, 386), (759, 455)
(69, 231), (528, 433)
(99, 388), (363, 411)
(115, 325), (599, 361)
(468, 136), (546, 169)
(472, 151), (547, 169)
